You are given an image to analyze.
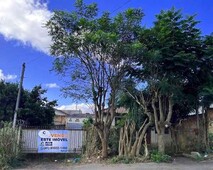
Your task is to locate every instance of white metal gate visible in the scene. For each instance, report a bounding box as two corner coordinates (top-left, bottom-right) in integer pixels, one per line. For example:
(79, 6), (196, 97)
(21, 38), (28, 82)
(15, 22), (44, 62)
(21, 129), (85, 153)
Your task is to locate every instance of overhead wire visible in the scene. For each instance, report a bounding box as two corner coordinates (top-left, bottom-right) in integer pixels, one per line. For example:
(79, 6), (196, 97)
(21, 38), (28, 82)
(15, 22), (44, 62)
(111, 0), (132, 14)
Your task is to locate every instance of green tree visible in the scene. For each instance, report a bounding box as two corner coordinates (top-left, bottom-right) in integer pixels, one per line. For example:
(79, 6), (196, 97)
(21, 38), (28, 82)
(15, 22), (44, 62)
(46, 0), (143, 158)
(0, 81), (56, 126)
(200, 34), (213, 108)
(198, 34), (213, 150)
(0, 81), (19, 122)
(128, 8), (206, 153)
(19, 86), (57, 126)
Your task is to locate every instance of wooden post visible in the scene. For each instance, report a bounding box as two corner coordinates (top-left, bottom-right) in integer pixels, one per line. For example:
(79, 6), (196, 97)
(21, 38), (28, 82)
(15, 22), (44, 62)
(13, 63), (25, 128)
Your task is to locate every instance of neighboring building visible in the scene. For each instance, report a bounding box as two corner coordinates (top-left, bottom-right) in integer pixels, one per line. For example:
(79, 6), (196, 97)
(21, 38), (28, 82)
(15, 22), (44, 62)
(103, 107), (129, 126)
(66, 113), (95, 129)
(54, 109), (68, 125)
(54, 107), (128, 129)
(54, 109), (94, 130)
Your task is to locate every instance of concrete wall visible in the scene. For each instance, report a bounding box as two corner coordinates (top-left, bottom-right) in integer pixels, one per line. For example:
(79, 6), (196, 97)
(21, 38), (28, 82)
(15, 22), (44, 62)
(150, 129), (172, 146)
(208, 109), (213, 134)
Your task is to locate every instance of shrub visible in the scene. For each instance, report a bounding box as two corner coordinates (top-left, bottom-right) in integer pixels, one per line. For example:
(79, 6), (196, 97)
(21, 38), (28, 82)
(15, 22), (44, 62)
(111, 156), (134, 164)
(108, 127), (119, 156)
(0, 122), (22, 169)
(150, 150), (172, 163)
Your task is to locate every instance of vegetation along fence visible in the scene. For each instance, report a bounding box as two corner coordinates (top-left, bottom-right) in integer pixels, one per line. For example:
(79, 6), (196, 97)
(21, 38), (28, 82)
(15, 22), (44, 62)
(21, 129), (85, 153)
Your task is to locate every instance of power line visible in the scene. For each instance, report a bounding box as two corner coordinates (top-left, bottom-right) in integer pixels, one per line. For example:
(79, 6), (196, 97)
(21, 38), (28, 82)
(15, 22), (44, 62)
(26, 56), (41, 64)
(111, 0), (132, 14)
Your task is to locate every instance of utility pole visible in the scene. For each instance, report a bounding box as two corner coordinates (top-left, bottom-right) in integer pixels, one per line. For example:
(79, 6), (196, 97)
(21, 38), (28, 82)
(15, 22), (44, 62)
(13, 63), (25, 128)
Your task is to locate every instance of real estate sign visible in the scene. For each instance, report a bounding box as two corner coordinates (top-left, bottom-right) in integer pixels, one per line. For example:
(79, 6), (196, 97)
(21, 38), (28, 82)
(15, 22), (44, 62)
(38, 130), (69, 153)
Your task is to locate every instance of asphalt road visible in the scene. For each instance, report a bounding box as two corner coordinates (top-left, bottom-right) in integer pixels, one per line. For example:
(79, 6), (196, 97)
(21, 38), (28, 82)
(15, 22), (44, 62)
(15, 157), (213, 170)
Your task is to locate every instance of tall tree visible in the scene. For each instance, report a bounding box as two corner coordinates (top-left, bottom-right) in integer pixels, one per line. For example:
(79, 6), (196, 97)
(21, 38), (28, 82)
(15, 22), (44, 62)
(198, 34), (213, 150)
(46, 0), (143, 158)
(128, 8), (204, 153)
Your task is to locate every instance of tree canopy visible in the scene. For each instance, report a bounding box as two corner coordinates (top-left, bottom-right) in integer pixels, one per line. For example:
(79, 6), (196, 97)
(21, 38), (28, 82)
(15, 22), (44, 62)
(125, 8), (213, 153)
(46, 0), (144, 158)
(46, 0), (213, 156)
(0, 81), (57, 126)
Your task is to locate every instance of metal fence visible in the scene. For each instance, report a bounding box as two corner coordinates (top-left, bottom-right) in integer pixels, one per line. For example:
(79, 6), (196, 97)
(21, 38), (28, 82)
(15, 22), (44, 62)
(21, 129), (85, 153)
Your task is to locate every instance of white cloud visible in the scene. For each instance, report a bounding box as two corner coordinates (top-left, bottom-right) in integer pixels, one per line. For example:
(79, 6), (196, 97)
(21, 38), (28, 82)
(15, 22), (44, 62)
(45, 83), (59, 88)
(0, 69), (17, 80)
(57, 103), (94, 114)
(0, 0), (52, 54)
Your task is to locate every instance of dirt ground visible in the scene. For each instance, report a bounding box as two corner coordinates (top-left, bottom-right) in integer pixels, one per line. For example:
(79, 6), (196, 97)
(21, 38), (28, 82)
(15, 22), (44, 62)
(14, 157), (213, 170)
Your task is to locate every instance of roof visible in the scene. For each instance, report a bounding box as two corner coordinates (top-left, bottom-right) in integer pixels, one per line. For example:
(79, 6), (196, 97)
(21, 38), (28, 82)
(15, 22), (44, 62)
(103, 107), (128, 114)
(66, 123), (83, 130)
(54, 109), (68, 116)
(54, 109), (83, 116)
(116, 107), (129, 114)
(67, 113), (95, 118)
(61, 110), (82, 115)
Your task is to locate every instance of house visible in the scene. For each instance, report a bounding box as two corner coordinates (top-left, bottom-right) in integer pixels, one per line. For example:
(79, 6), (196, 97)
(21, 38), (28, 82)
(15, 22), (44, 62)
(54, 109), (68, 125)
(54, 109), (95, 129)
(103, 107), (129, 126)
(54, 109), (83, 125)
(66, 113), (95, 129)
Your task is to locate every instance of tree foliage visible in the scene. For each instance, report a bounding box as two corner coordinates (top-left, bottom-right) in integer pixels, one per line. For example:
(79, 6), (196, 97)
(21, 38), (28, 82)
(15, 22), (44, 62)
(0, 81), (57, 126)
(0, 82), (19, 122)
(127, 8), (213, 153)
(46, 0), (213, 156)
(46, 0), (144, 158)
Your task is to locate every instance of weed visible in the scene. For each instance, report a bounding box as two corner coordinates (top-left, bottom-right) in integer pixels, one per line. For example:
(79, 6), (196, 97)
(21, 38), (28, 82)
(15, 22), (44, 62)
(0, 122), (22, 169)
(111, 156), (134, 164)
(150, 150), (172, 163)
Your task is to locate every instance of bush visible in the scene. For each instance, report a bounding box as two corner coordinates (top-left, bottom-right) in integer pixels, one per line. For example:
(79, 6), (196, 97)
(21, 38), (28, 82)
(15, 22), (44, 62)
(0, 122), (22, 169)
(150, 150), (172, 163)
(108, 127), (119, 156)
(111, 156), (134, 164)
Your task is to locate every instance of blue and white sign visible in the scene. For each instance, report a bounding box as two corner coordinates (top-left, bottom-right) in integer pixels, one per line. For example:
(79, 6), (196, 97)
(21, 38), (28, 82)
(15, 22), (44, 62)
(38, 130), (69, 153)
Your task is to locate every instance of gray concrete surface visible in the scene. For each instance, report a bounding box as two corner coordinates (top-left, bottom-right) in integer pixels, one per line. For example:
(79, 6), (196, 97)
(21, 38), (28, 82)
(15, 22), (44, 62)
(15, 157), (213, 170)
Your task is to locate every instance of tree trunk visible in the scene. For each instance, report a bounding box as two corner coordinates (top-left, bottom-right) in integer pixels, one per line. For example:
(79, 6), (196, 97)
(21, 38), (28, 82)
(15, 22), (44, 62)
(136, 121), (151, 156)
(196, 104), (200, 151)
(144, 133), (149, 157)
(101, 137), (108, 158)
(99, 128), (109, 159)
(158, 127), (165, 154)
(170, 126), (178, 153)
(205, 107), (210, 151)
(119, 120), (151, 157)
(119, 127), (124, 156)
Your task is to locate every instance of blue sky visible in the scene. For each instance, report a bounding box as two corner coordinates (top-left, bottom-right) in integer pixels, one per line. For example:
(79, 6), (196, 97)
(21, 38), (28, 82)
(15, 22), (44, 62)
(0, 0), (212, 112)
